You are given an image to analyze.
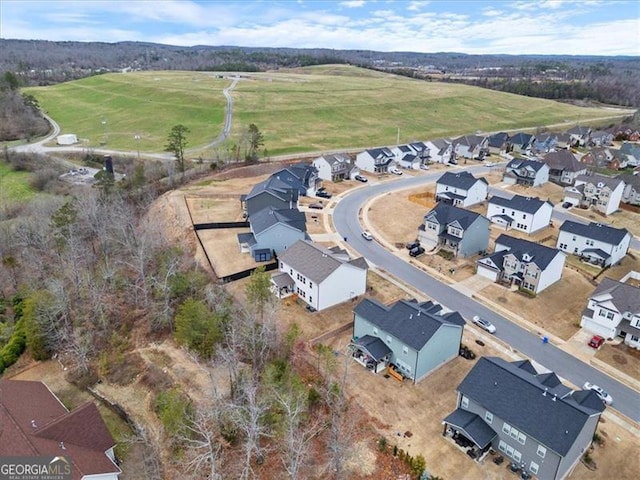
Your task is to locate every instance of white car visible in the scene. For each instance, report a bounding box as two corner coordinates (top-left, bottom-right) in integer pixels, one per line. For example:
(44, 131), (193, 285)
(484, 161), (494, 167)
(389, 167), (403, 175)
(361, 231), (373, 241)
(583, 382), (613, 405)
(472, 315), (496, 334)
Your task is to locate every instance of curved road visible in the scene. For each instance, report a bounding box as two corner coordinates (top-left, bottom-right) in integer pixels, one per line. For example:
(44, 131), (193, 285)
(333, 166), (640, 422)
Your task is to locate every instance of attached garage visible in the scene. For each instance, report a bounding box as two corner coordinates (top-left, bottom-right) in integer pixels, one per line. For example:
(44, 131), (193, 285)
(476, 260), (500, 282)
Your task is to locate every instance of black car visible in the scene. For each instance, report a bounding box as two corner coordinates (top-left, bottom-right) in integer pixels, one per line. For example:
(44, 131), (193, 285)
(409, 246), (425, 257)
(406, 240), (420, 250)
(308, 202), (324, 209)
(317, 190), (332, 199)
(562, 201), (572, 208)
(355, 175), (368, 183)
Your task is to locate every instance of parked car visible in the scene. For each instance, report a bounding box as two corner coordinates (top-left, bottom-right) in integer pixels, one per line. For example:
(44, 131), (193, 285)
(409, 246), (425, 257)
(308, 203), (324, 210)
(562, 202), (572, 208)
(484, 161), (494, 167)
(389, 166), (403, 175)
(406, 240), (420, 250)
(420, 164), (430, 170)
(354, 175), (368, 183)
(471, 315), (496, 334)
(361, 231), (373, 241)
(588, 335), (605, 349)
(317, 190), (332, 199)
(582, 382), (613, 405)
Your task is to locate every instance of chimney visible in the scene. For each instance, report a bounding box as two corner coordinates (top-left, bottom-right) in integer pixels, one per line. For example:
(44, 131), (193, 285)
(552, 394), (557, 402)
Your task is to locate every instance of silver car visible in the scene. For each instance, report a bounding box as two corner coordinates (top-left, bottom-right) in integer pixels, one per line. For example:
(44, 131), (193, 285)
(472, 315), (496, 334)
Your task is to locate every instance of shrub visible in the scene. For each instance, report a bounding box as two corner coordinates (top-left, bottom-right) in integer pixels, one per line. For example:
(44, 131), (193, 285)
(517, 286), (537, 298)
(174, 298), (223, 358)
(378, 437), (387, 452)
(154, 387), (191, 438)
(411, 454), (426, 477)
(0, 318), (26, 366)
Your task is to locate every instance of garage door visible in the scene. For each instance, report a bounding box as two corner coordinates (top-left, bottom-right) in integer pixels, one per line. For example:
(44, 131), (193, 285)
(476, 263), (499, 282)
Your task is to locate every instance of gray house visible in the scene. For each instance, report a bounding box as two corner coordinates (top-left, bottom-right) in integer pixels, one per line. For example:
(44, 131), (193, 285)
(542, 150), (587, 186)
(351, 298), (465, 382)
(418, 203), (490, 258)
(238, 206), (307, 261)
(503, 159), (549, 187)
(443, 356), (605, 479)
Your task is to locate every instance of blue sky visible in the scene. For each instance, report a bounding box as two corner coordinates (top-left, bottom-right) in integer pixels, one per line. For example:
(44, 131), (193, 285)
(1, 0), (638, 55)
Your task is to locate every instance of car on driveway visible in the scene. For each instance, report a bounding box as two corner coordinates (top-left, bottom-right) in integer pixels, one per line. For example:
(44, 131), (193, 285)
(471, 315), (497, 334)
(406, 240), (420, 250)
(361, 231), (373, 241)
(308, 203), (324, 210)
(588, 335), (605, 349)
(562, 202), (573, 208)
(354, 174), (368, 183)
(583, 382), (613, 405)
(389, 166), (403, 175)
(317, 190), (332, 199)
(409, 246), (425, 257)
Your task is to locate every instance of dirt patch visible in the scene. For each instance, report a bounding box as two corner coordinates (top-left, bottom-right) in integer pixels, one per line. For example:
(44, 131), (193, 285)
(505, 180), (565, 204)
(595, 342), (640, 382)
(569, 205), (640, 238)
(185, 196), (244, 223)
(368, 188), (429, 246)
(197, 227), (263, 278)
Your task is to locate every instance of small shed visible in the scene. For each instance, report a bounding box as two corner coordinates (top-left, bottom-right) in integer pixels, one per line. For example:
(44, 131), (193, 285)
(56, 134), (78, 145)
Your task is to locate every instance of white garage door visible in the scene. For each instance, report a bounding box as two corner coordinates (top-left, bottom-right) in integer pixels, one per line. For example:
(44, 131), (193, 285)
(476, 263), (499, 282)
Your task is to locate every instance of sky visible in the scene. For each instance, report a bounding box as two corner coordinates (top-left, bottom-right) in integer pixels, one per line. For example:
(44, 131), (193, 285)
(1, 0), (639, 56)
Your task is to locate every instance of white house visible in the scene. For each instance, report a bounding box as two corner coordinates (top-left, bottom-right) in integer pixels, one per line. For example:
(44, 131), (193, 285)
(565, 173), (624, 216)
(476, 234), (566, 294)
(580, 278), (640, 347)
(618, 173), (640, 206)
(272, 240), (368, 311)
(556, 220), (631, 267)
(502, 159), (549, 187)
(487, 195), (553, 234)
(435, 171), (488, 207)
(355, 147), (395, 173)
(313, 154), (358, 182)
(424, 139), (454, 164)
(542, 150), (587, 185)
(451, 134), (489, 160)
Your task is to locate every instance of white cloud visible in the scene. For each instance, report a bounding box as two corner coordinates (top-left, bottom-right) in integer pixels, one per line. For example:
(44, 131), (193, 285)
(407, 1), (430, 12)
(482, 8), (503, 17)
(339, 0), (365, 7)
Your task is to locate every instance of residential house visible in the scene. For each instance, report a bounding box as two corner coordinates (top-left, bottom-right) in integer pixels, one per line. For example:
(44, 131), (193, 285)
(451, 134), (489, 160)
(397, 153), (422, 170)
(0, 379), (122, 480)
(533, 133), (558, 153)
(418, 202), (490, 258)
(391, 144), (416, 162)
(619, 142), (640, 167)
(435, 171), (488, 207)
(443, 356), (605, 480)
(476, 234), (565, 294)
(555, 132), (573, 150)
(502, 158), (549, 187)
(580, 278), (640, 347)
(612, 126), (640, 142)
(556, 220), (631, 267)
(409, 141), (430, 162)
(564, 173), (624, 215)
(542, 150), (588, 185)
(355, 147), (395, 173)
(580, 148), (621, 170)
(272, 240), (368, 311)
(589, 130), (614, 147)
(351, 298), (465, 382)
(509, 132), (536, 154)
(424, 138), (454, 164)
(243, 175), (299, 217)
(486, 132), (510, 155)
(567, 125), (592, 146)
(238, 206), (307, 261)
(618, 173), (640, 205)
(313, 153), (358, 182)
(486, 195), (554, 234)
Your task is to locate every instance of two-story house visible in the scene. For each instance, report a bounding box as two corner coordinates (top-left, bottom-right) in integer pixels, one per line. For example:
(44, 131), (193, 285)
(435, 171), (489, 207)
(272, 240), (368, 311)
(567, 125), (592, 146)
(351, 298), (465, 382)
(580, 278), (640, 347)
(533, 133), (558, 153)
(486, 195), (553, 234)
(502, 159), (550, 187)
(509, 132), (536, 154)
(424, 138), (454, 164)
(0, 379), (122, 480)
(486, 132), (510, 155)
(618, 173), (640, 206)
(556, 220), (631, 267)
(476, 234), (566, 294)
(443, 356), (605, 480)
(313, 153), (358, 182)
(418, 203), (490, 258)
(355, 147), (395, 173)
(542, 150), (587, 186)
(243, 176), (299, 217)
(238, 206), (308, 262)
(564, 173), (624, 216)
(619, 141), (640, 167)
(588, 130), (614, 147)
(579, 147), (621, 171)
(451, 134), (489, 160)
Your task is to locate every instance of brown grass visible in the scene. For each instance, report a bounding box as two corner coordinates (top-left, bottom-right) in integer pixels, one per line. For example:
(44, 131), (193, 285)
(505, 180), (565, 204)
(595, 342), (640, 382)
(197, 228), (259, 277)
(368, 188), (430, 245)
(568, 207), (640, 238)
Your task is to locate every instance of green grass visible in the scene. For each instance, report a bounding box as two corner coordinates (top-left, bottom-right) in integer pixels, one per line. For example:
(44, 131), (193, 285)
(0, 162), (35, 203)
(25, 66), (631, 156)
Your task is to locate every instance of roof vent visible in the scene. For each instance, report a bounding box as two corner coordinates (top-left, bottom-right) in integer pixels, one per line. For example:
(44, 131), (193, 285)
(409, 314), (413, 319)
(494, 381), (498, 386)
(552, 395), (557, 402)
(565, 430), (569, 435)
(31, 420), (37, 428)
(543, 388), (548, 397)
(60, 442), (66, 450)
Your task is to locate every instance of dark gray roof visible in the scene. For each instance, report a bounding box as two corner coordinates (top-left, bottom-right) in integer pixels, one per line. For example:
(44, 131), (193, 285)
(542, 150), (585, 172)
(575, 173), (624, 190)
(487, 132), (509, 148)
(443, 409), (497, 449)
(489, 194), (553, 214)
(353, 298), (464, 351)
(568, 125), (591, 136)
(559, 220), (630, 245)
(581, 248), (610, 260)
(251, 206), (307, 235)
(365, 147), (394, 159)
(589, 277), (640, 314)
(452, 134), (486, 148)
(237, 232), (257, 246)
(437, 171), (488, 190)
(278, 240), (367, 284)
(271, 272), (294, 288)
(506, 158), (547, 173)
(354, 335), (392, 362)
(458, 357), (604, 457)
(617, 173), (640, 189)
(495, 234), (562, 270)
(510, 132), (534, 147)
(425, 202), (487, 230)
(317, 153), (351, 167)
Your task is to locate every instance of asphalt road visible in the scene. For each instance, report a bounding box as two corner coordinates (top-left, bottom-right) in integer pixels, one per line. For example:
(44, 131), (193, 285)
(333, 166), (640, 422)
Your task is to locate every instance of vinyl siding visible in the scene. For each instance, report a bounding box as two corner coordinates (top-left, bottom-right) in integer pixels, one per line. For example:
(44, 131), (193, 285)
(414, 324), (462, 382)
(459, 217), (490, 258)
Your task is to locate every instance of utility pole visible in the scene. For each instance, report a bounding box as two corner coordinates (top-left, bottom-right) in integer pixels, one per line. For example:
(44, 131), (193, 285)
(397, 126), (400, 146)
(134, 132), (141, 160)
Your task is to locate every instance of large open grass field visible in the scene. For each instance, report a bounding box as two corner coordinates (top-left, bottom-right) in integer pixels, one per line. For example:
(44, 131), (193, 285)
(25, 65), (632, 156)
(0, 162), (35, 203)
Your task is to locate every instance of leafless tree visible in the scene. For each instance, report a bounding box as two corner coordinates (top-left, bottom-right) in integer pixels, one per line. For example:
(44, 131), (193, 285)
(180, 404), (227, 480)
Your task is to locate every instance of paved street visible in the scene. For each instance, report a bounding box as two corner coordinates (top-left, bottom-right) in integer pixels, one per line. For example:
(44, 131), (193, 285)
(333, 167), (640, 422)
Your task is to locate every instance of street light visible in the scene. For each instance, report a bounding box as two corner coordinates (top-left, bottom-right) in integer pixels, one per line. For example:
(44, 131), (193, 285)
(134, 133), (141, 159)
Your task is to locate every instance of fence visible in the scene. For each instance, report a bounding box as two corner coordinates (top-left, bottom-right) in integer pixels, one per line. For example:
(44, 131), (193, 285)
(408, 191), (436, 208)
(194, 221), (250, 230)
(221, 261), (278, 283)
(619, 202), (640, 214)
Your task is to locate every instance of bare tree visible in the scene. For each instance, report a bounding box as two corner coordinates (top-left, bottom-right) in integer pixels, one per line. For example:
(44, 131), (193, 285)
(180, 405), (226, 480)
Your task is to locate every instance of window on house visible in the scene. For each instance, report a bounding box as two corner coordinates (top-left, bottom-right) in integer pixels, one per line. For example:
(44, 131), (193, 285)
(510, 427), (519, 440)
(631, 335), (639, 342)
(572, 235), (576, 241)
(485, 411), (493, 424)
(373, 327), (378, 336)
(498, 440), (507, 453)
(386, 335), (392, 345)
(506, 445), (514, 457)
(537, 445), (546, 458)
(599, 310), (606, 317)
(513, 450), (522, 463)
(530, 462), (539, 474)
(290, 269), (293, 275)
(402, 345), (409, 355)
(309, 296), (312, 303)
(461, 396), (469, 408)
(502, 423), (511, 435)
(309, 282), (313, 288)
(607, 312), (614, 320)
(280, 262), (283, 269)
(522, 214), (526, 219)
(518, 432), (526, 445)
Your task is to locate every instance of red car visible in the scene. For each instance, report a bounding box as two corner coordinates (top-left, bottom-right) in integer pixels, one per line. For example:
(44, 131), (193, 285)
(588, 335), (605, 349)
